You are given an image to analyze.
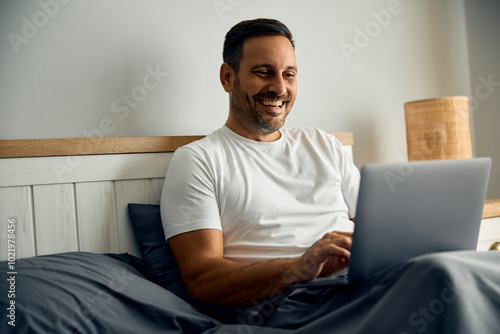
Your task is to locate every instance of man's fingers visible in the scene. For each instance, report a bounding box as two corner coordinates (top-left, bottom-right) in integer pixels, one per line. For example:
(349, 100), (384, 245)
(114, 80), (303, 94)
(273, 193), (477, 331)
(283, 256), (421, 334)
(311, 239), (350, 263)
(322, 232), (353, 251)
(332, 231), (353, 237)
(324, 242), (351, 259)
(325, 231), (353, 238)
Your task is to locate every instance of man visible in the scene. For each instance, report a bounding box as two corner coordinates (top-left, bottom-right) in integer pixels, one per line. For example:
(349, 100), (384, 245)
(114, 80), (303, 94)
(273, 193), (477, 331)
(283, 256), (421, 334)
(161, 18), (500, 331)
(161, 18), (359, 307)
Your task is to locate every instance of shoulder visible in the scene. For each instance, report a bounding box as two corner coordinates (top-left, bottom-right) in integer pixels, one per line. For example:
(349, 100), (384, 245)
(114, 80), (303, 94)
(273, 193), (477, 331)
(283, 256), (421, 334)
(282, 127), (334, 138)
(164, 131), (227, 184)
(175, 128), (227, 156)
(282, 127), (342, 147)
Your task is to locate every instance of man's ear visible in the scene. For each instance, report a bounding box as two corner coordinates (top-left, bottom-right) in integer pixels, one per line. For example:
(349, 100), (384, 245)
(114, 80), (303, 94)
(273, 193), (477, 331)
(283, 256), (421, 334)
(220, 63), (234, 93)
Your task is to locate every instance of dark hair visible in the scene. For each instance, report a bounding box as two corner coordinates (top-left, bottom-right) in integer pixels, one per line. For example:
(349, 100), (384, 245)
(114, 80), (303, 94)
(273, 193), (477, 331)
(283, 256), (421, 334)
(223, 18), (295, 73)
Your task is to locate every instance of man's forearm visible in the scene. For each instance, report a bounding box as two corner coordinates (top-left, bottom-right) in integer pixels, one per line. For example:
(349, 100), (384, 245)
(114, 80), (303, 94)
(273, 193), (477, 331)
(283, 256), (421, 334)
(184, 256), (303, 307)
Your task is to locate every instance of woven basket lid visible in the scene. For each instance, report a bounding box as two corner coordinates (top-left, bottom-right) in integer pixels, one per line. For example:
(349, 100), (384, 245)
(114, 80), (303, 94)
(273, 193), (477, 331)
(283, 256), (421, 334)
(404, 96), (472, 161)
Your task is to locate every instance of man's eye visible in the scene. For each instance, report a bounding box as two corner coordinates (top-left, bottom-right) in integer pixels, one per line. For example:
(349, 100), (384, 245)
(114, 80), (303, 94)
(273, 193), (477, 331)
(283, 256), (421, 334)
(255, 71), (269, 76)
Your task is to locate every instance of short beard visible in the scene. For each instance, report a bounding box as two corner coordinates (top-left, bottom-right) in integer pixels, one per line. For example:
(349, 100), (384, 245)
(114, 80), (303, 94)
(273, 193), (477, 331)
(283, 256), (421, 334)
(230, 76), (291, 134)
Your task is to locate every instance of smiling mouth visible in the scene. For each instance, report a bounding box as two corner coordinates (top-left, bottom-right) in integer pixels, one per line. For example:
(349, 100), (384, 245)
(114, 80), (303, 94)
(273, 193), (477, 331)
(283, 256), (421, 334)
(258, 99), (286, 109)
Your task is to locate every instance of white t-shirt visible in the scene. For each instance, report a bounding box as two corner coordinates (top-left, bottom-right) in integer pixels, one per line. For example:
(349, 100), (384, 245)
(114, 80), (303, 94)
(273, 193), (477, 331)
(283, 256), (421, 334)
(160, 126), (360, 263)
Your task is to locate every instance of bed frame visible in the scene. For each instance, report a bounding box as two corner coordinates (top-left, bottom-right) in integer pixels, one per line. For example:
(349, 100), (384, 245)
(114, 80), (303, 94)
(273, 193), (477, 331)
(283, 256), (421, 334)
(1, 132), (498, 261)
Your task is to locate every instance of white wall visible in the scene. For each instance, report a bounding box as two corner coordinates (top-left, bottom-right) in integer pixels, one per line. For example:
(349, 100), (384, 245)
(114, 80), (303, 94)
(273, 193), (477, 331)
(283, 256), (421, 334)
(0, 0), (497, 195)
(464, 0), (500, 198)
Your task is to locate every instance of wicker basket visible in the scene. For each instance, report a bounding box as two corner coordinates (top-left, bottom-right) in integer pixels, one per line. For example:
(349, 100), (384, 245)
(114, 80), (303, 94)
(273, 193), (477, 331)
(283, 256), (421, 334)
(404, 96), (472, 161)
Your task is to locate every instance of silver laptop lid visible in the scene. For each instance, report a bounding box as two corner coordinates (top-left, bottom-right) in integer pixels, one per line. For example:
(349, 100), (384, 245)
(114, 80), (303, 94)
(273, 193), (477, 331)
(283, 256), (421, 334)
(348, 157), (491, 283)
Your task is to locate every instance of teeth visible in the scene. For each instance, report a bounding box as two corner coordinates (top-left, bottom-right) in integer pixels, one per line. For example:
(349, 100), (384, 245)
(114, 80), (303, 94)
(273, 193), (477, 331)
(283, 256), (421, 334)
(261, 99), (283, 107)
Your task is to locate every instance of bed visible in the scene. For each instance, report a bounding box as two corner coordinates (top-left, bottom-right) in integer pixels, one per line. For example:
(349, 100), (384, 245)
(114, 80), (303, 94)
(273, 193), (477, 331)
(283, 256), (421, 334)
(1, 133), (499, 333)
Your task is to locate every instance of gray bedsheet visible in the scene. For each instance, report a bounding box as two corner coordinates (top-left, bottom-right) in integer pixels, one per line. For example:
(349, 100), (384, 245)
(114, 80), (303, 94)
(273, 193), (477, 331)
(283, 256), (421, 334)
(1, 251), (499, 333)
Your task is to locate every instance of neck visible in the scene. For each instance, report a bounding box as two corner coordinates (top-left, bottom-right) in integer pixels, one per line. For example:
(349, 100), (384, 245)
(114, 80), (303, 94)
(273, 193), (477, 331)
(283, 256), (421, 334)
(224, 117), (281, 142)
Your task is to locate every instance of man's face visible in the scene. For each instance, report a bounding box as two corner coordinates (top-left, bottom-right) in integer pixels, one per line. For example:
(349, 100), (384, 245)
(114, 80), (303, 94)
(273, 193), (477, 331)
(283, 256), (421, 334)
(229, 35), (297, 137)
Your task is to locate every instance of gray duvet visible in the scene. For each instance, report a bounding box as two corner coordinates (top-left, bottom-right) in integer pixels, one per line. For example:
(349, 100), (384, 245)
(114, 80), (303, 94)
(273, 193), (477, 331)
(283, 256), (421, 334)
(1, 251), (499, 333)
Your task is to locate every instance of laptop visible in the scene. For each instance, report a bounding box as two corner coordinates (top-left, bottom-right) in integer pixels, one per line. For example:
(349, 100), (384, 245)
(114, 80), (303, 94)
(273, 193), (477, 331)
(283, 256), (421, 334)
(295, 157), (491, 287)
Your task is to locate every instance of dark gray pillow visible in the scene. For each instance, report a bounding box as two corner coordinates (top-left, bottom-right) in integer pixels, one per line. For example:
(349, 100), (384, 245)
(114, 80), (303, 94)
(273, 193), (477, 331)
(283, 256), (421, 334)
(127, 203), (189, 300)
(127, 204), (258, 323)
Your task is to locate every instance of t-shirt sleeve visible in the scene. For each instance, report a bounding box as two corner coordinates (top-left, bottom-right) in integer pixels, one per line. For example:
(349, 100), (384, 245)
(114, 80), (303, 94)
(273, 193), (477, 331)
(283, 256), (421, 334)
(160, 147), (222, 240)
(336, 139), (360, 219)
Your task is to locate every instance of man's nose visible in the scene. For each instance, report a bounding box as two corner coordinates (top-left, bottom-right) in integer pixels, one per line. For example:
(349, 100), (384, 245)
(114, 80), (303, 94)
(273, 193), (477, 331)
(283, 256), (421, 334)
(267, 74), (287, 96)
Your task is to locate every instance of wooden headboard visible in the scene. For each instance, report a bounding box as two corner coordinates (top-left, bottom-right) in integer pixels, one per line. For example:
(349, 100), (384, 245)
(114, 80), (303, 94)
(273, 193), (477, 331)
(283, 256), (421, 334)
(0, 133), (354, 261)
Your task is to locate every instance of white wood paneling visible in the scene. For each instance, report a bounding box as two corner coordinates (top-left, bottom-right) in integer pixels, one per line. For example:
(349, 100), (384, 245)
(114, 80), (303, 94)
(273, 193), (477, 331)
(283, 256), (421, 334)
(76, 181), (119, 253)
(115, 178), (165, 206)
(33, 184), (78, 255)
(0, 153), (174, 187)
(0, 186), (36, 260)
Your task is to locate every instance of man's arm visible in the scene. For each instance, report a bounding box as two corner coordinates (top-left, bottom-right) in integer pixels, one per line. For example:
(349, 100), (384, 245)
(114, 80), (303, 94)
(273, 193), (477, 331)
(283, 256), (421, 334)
(169, 228), (352, 307)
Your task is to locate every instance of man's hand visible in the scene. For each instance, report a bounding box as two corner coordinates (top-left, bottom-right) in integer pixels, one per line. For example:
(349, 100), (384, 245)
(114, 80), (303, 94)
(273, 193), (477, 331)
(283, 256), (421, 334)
(285, 231), (352, 284)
